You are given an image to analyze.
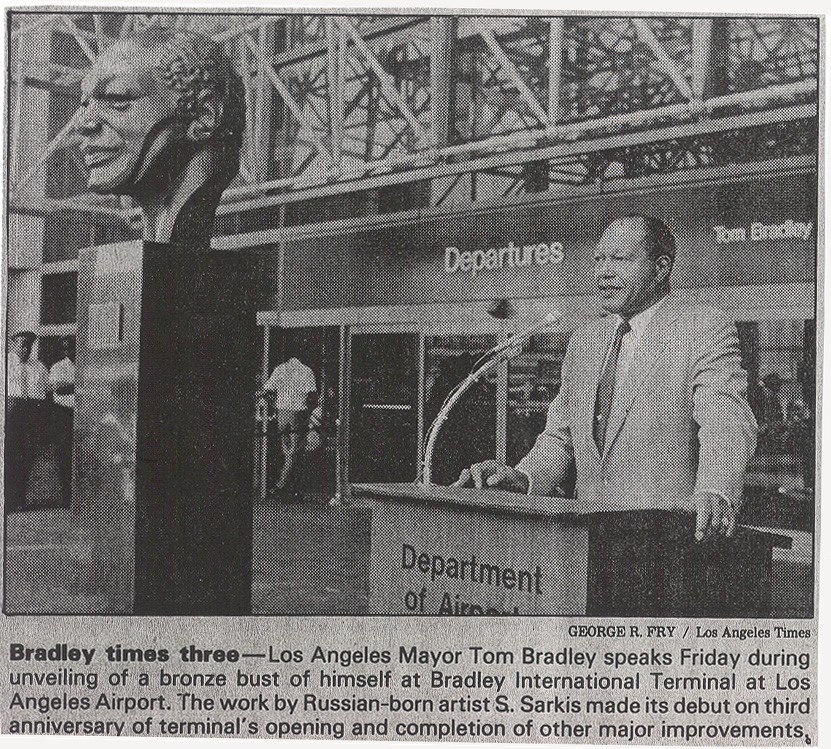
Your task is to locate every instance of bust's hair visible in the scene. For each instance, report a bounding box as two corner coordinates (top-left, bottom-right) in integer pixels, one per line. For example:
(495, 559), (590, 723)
(131, 29), (246, 190)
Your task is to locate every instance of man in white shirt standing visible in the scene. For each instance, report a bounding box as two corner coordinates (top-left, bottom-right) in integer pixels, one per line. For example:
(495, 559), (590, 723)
(7, 331), (34, 400)
(258, 356), (318, 500)
(49, 337), (75, 410)
(6, 331), (48, 510)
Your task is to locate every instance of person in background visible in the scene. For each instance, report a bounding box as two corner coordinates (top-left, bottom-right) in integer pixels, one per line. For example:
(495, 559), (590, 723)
(7, 331), (38, 400)
(258, 356), (318, 501)
(5, 331), (48, 511)
(49, 336), (76, 503)
(757, 372), (786, 426)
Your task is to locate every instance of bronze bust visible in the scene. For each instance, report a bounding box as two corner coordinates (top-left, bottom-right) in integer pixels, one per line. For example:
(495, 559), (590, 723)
(77, 30), (245, 246)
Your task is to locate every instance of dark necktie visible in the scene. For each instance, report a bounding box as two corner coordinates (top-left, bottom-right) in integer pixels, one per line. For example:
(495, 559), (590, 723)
(594, 320), (631, 453)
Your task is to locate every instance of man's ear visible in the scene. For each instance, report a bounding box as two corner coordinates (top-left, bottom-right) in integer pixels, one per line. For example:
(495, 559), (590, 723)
(187, 95), (222, 142)
(655, 254), (672, 281)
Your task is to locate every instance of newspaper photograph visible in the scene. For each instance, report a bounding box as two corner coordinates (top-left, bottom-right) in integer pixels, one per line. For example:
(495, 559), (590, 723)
(1, 6), (821, 744)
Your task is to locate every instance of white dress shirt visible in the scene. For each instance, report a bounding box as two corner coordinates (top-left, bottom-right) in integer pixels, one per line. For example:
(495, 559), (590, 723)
(8, 352), (48, 399)
(612, 295), (668, 386)
(264, 357), (317, 410)
(7, 352), (26, 398)
(49, 357), (76, 408)
(26, 358), (49, 400)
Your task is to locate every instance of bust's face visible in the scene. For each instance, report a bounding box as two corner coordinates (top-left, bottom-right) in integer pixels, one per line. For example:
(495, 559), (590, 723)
(77, 40), (181, 195)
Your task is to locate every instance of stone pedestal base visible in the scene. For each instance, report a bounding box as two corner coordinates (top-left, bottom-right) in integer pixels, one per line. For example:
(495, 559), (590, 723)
(71, 240), (257, 614)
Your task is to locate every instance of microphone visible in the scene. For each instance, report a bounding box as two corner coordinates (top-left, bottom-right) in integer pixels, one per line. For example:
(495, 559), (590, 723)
(421, 311), (561, 485)
(485, 312), (561, 358)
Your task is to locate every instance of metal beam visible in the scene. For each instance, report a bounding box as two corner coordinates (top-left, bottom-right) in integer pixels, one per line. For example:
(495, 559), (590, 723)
(11, 14), (57, 39)
(548, 18), (564, 123)
(691, 19), (714, 100)
(632, 19), (696, 102)
(214, 15), (286, 43)
(13, 108), (81, 194)
(430, 16), (456, 149)
(253, 24), (277, 181)
(93, 14), (106, 53)
(56, 15), (117, 46)
(118, 14), (133, 39)
(243, 34), (331, 163)
(21, 62), (86, 90)
(270, 16), (424, 71)
(10, 194), (132, 220)
(218, 90), (818, 203)
(59, 15), (97, 63)
(692, 18), (729, 100)
(337, 16), (427, 143)
(10, 52), (24, 182)
(475, 19), (551, 127)
(213, 104), (815, 216)
(326, 18), (345, 167)
(238, 37), (256, 183)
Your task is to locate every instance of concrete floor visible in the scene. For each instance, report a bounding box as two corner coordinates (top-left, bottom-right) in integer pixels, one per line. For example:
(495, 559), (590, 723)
(252, 499), (371, 615)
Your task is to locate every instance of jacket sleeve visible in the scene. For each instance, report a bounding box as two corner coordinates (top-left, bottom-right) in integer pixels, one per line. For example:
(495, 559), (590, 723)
(515, 336), (576, 496)
(691, 309), (758, 508)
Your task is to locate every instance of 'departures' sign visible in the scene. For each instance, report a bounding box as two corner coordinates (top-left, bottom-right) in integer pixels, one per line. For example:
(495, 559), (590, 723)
(281, 170), (816, 310)
(444, 241), (565, 278)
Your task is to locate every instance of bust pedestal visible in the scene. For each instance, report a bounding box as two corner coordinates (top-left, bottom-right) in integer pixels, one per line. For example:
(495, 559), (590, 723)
(74, 240), (258, 614)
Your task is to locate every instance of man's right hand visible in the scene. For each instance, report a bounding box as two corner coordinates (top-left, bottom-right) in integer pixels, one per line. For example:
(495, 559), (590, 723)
(453, 460), (530, 493)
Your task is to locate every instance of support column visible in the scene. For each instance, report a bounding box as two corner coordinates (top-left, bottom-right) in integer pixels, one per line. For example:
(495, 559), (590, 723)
(692, 18), (730, 100)
(430, 16), (456, 149)
(336, 325), (351, 501)
(253, 24), (277, 181)
(548, 18), (564, 124)
(327, 18), (344, 169)
(429, 17), (461, 204)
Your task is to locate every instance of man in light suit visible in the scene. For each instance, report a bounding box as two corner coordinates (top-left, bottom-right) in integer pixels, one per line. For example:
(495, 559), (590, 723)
(455, 215), (758, 542)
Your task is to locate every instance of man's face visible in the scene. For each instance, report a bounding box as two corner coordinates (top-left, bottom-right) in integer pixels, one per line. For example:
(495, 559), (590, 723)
(594, 219), (669, 316)
(77, 40), (180, 195)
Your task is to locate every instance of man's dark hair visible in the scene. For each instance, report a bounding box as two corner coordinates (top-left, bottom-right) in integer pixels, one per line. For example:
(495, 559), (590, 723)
(621, 214), (677, 262)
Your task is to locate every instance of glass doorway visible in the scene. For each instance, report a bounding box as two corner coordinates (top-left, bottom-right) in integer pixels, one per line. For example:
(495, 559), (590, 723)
(349, 332), (419, 483)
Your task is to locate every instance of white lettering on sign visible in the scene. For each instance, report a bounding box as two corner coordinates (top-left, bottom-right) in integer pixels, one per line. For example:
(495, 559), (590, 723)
(713, 220), (813, 244)
(444, 241), (564, 278)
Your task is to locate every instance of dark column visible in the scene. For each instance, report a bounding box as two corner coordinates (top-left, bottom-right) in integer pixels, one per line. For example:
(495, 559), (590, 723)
(75, 241), (258, 614)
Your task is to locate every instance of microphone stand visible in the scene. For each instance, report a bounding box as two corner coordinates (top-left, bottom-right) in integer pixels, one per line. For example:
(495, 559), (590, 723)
(421, 313), (559, 486)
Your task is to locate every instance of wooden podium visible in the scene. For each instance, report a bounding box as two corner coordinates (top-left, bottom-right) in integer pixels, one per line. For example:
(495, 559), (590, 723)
(353, 483), (790, 617)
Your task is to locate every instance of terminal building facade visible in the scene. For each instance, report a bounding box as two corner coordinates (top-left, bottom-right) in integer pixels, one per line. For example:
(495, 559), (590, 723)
(5, 12), (818, 614)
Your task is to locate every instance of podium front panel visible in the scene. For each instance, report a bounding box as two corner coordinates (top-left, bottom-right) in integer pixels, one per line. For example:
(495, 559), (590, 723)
(367, 497), (588, 615)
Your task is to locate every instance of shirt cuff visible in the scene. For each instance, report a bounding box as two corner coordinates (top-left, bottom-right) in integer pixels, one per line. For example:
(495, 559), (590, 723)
(514, 467), (532, 495)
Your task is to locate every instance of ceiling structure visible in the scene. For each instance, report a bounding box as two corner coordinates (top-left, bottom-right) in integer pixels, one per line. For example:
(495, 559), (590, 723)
(8, 13), (819, 228)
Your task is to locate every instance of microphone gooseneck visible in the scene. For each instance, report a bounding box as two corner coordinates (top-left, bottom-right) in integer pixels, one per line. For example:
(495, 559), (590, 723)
(421, 312), (561, 486)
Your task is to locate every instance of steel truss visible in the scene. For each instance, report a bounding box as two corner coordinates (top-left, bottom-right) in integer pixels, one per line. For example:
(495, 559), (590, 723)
(8, 12), (819, 224)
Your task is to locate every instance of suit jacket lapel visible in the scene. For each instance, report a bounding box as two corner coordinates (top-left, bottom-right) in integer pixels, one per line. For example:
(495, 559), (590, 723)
(601, 296), (682, 462)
